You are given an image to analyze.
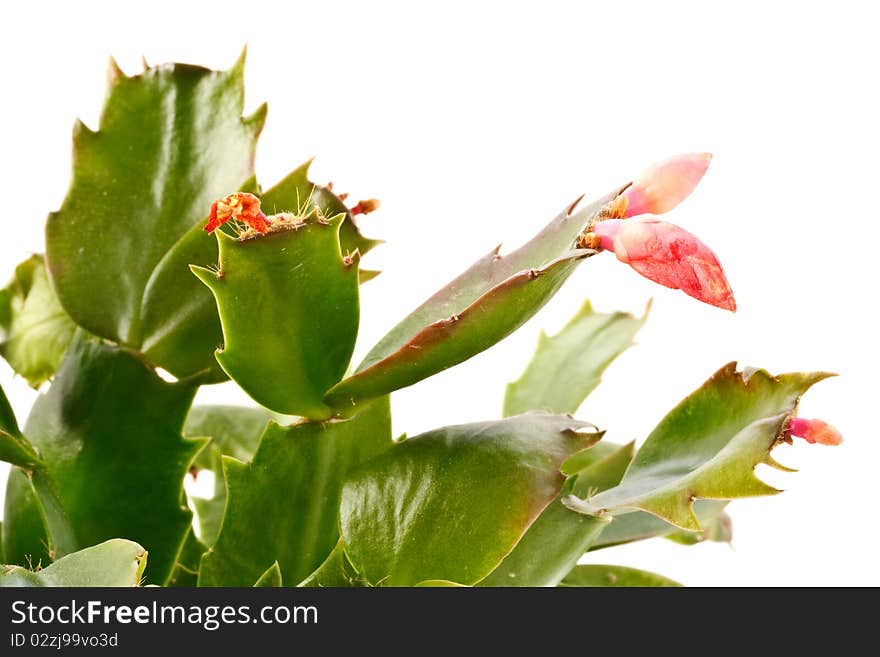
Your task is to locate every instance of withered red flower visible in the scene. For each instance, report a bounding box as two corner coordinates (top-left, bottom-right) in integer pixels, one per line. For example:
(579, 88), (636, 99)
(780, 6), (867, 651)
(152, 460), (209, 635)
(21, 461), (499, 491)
(205, 192), (270, 234)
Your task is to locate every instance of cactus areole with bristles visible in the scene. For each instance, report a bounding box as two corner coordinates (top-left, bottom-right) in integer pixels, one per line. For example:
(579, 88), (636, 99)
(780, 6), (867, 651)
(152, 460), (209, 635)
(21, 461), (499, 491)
(0, 55), (841, 589)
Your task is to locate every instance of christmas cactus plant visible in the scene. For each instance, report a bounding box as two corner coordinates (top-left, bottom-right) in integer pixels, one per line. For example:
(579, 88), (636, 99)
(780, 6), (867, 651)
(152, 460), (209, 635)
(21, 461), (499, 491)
(0, 55), (841, 588)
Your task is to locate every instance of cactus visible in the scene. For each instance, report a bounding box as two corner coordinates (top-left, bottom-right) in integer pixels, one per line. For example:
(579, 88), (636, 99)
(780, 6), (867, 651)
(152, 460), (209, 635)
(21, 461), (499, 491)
(0, 55), (842, 588)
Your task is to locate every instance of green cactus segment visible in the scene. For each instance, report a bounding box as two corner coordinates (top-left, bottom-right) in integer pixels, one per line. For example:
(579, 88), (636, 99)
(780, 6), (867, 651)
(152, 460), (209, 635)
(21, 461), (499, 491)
(192, 217), (359, 418)
(45, 55), (265, 379)
(479, 440), (631, 587)
(198, 397), (391, 587)
(0, 384), (41, 469)
(0, 256), (77, 388)
(324, 186), (626, 408)
(339, 414), (600, 586)
(560, 564), (682, 587)
(260, 159), (382, 258)
(503, 300), (647, 417)
(564, 441), (733, 550)
(478, 504), (608, 587)
(254, 562), (283, 587)
(189, 447), (227, 547)
(298, 541), (367, 587)
(666, 509), (732, 545)
(591, 500), (730, 550)
(1, 539), (147, 587)
(2, 335), (204, 584)
(185, 405), (271, 469)
(564, 363), (833, 530)
(2, 469), (77, 567)
(183, 405), (271, 546)
(167, 530), (204, 587)
(326, 253), (587, 407)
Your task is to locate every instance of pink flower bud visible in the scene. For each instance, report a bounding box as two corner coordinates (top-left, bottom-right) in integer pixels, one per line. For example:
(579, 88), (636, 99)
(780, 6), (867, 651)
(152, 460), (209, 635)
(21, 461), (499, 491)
(590, 219), (736, 311)
(350, 198), (381, 217)
(788, 417), (843, 446)
(622, 153), (712, 217)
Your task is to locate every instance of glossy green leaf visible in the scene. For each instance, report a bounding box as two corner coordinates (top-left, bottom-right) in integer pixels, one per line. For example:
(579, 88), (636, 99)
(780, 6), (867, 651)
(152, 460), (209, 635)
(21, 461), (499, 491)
(0, 383), (41, 469)
(254, 562), (283, 587)
(560, 564), (681, 587)
(45, 55), (265, 379)
(2, 335), (204, 583)
(479, 440), (630, 587)
(298, 541), (367, 587)
(325, 186), (627, 408)
(193, 217), (359, 419)
(0, 256), (76, 388)
(260, 159), (381, 258)
(199, 397), (391, 587)
(565, 363), (833, 530)
(326, 254), (587, 407)
(340, 413), (599, 586)
(0, 539), (146, 587)
(503, 300), (647, 416)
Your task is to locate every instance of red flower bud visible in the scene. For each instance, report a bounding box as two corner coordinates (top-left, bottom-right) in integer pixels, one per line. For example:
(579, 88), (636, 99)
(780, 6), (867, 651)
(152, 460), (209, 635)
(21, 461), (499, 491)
(349, 198), (381, 217)
(622, 153), (712, 217)
(788, 417), (842, 446)
(205, 192), (270, 234)
(590, 219), (736, 312)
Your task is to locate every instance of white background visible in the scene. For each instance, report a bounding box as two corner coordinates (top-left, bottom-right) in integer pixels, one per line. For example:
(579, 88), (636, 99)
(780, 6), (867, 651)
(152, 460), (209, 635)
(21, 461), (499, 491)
(1, 1), (876, 586)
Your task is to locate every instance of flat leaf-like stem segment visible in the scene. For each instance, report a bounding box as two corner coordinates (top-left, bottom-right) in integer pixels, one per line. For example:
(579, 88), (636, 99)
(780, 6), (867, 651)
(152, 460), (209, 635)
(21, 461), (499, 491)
(339, 413), (601, 586)
(503, 300), (647, 416)
(0, 383), (41, 470)
(564, 363), (833, 529)
(198, 397), (391, 587)
(192, 216), (359, 419)
(0, 256), (76, 388)
(0, 539), (147, 587)
(298, 540), (367, 587)
(324, 186), (628, 407)
(560, 564), (681, 587)
(45, 55), (265, 380)
(478, 439), (630, 587)
(1, 335), (204, 584)
(253, 562), (283, 587)
(184, 405), (271, 546)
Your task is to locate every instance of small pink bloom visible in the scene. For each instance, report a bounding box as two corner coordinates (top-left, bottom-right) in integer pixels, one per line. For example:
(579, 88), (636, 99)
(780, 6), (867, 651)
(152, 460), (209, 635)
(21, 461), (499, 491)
(622, 153), (712, 217)
(205, 192), (270, 234)
(789, 417), (843, 446)
(591, 219), (736, 311)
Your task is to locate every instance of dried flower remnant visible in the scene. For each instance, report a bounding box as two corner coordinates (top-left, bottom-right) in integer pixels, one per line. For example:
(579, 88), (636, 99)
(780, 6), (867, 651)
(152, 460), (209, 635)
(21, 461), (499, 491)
(205, 192), (270, 234)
